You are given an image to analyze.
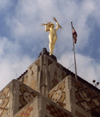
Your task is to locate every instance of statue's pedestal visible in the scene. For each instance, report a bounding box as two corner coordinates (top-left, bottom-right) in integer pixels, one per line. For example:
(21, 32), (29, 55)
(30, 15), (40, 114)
(39, 48), (57, 61)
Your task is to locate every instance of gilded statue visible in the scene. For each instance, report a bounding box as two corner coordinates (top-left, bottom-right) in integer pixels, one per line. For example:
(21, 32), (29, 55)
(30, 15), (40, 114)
(42, 17), (62, 55)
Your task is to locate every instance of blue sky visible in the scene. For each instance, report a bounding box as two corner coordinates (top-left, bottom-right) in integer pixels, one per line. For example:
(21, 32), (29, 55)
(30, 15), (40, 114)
(0, 0), (100, 90)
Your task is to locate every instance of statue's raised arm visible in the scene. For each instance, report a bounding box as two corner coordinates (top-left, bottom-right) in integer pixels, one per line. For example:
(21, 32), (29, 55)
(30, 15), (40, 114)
(53, 17), (62, 30)
(42, 17), (62, 55)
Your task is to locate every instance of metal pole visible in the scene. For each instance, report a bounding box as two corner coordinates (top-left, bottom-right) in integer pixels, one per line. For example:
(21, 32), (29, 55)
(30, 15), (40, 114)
(71, 22), (77, 79)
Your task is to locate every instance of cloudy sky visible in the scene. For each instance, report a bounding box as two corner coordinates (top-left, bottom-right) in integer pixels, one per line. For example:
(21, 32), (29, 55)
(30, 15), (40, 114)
(0, 0), (100, 90)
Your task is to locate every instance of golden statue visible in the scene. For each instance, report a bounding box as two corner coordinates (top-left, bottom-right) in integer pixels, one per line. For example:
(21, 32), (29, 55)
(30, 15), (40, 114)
(42, 17), (62, 55)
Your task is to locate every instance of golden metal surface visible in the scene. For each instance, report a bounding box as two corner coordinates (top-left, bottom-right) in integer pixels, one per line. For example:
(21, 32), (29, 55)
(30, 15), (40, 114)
(42, 17), (62, 55)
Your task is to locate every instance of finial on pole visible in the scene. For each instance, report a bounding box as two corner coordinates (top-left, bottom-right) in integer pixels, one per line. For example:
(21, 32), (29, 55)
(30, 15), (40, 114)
(93, 80), (99, 87)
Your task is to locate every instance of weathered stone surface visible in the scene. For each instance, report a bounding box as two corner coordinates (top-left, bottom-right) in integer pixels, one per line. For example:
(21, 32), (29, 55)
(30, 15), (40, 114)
(0, 80), (39, 117)
(14, 95), (73, 117)
(1, 49), (100, 117)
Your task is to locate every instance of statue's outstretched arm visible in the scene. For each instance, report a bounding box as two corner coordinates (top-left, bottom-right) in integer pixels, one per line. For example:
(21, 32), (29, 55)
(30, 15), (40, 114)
(42, 23), (49, 32)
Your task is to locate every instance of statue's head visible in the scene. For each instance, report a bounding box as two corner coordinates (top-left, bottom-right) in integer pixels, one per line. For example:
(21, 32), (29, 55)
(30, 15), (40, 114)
(48, 22), (55, 28)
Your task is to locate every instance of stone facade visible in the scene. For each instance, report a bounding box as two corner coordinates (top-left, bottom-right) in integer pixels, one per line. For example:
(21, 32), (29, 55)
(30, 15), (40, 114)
(0, 80), (39, 117)
(14, 95), (73, 117)
(0, 48), (100, 117)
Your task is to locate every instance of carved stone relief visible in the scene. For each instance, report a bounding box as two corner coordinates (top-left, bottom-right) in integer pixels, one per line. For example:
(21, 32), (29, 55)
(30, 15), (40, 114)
(49, 81), (66, 108)
(75, 81), (100, 112)
(19, 84), (37, 110)
(47, 103), (73, 117)
(0, 87), (10, 116)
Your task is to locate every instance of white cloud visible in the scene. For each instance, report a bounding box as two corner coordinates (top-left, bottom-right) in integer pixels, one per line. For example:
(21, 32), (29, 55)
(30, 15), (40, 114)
(0, 36), (34, 90)
(0, 0), (12, 13)
(0, 56), (33, 90)
(0, 37), (19, 56)
(5, 0), (99, 49)
(1, 0), (100, 90)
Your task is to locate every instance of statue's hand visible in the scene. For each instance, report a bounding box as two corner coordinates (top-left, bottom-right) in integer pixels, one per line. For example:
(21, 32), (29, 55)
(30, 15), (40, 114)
(53, 17), (57, 22)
